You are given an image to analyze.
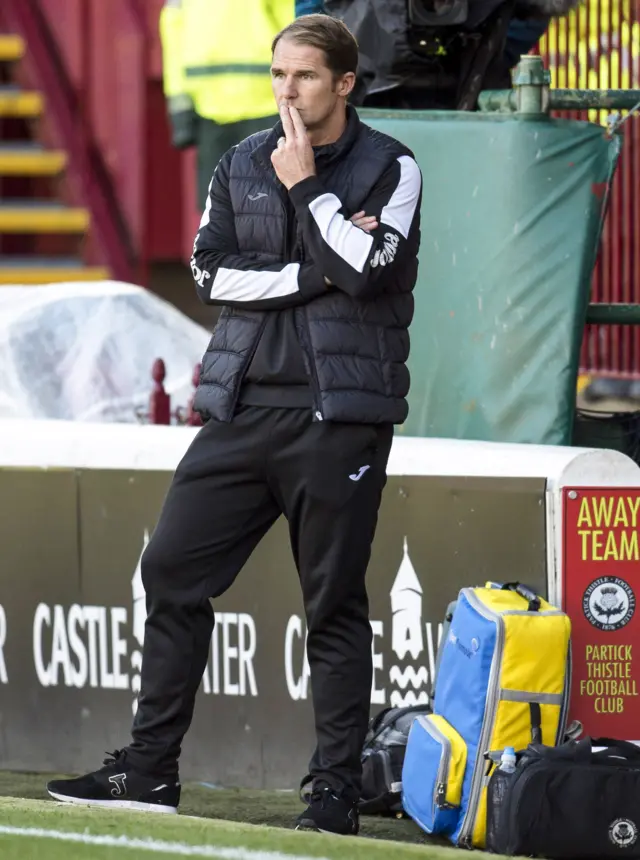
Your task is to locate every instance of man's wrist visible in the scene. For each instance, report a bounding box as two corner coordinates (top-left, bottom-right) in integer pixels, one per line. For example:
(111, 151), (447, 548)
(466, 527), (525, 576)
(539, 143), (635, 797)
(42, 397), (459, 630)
(299, 264), (329, 299)
(285, 171), (317, 192)
(288, 175), (326, 205)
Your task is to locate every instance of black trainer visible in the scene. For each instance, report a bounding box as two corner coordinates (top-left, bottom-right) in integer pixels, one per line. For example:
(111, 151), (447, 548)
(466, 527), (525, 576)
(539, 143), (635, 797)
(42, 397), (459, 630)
(46, 750), (180, 814)
(295, 778), (359, 835)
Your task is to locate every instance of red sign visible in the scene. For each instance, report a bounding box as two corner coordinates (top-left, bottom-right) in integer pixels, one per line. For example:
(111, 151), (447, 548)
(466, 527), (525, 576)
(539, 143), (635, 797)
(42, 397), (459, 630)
(563, 487), (640, 739)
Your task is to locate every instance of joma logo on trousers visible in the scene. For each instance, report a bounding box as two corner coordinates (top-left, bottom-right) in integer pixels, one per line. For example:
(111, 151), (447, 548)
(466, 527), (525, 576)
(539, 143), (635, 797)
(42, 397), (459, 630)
(349, 465), (370, 482)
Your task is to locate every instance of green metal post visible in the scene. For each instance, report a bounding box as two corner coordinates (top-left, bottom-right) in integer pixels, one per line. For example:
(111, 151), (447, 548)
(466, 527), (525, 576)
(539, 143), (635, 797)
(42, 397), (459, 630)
(586, 304), (640, 325)
(512, 55), (551, 115)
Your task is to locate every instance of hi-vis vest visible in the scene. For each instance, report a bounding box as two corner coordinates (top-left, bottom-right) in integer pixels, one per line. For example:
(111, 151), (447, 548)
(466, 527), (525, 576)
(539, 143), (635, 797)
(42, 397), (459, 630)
(160, 0), (294, 125)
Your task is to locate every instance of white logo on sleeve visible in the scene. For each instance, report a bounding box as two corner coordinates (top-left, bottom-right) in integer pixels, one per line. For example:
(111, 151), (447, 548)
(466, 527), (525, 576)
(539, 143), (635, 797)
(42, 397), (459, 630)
(349, 465), (370, 482)
(248, 192), (268, 201)
(370, 232), (399, 268)
(190, 256), (211, 288)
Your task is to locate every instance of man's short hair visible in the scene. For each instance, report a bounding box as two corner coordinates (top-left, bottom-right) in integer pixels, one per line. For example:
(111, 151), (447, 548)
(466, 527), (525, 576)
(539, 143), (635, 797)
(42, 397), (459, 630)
(271, 14), (359, 78)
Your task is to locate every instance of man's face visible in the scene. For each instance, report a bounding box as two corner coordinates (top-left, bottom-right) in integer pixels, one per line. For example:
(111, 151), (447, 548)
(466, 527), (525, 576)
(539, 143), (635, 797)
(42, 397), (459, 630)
(271, 38), (354, 132)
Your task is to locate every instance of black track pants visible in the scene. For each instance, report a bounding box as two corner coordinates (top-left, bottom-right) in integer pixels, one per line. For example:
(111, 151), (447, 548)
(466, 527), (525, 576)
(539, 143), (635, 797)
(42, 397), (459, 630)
(125, 405), (393, 798)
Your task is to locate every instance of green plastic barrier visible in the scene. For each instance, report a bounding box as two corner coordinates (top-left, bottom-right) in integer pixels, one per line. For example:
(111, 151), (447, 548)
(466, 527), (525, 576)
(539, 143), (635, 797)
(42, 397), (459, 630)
(361, 109), (620, 445)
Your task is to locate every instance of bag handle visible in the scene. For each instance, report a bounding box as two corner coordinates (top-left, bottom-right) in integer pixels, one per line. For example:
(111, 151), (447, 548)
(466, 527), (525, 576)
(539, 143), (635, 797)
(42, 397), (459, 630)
(358, 789), (401, 816)
(590, 737), (640, 760)
(529, 702), (542, 745)
(500, 581), (541, 612)
(561, 736), (640, 765)
(365, 704), (430, 745)
(564, 720), (583, 743)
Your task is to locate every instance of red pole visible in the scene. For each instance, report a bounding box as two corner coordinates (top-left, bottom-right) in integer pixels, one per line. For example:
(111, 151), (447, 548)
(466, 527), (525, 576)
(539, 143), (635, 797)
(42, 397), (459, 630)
(148, 358), (171, 424)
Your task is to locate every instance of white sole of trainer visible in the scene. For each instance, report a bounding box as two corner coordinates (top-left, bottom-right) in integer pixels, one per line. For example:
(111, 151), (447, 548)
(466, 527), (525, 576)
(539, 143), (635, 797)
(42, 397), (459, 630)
(47, 791), (177, 814)
(295, 823), (352, 836)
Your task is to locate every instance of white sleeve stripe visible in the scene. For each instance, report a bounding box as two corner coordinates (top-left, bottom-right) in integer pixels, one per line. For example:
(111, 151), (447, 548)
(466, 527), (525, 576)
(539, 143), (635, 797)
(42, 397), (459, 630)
(308, 193), (373, 273)
(198, 179), (213, 228)
(379, 156), (421, 239)
(209, 264), (301, 301)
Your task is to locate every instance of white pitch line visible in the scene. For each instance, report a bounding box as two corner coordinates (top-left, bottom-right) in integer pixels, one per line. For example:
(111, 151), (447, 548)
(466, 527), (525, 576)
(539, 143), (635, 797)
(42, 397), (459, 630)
(0, 826), (332, 860)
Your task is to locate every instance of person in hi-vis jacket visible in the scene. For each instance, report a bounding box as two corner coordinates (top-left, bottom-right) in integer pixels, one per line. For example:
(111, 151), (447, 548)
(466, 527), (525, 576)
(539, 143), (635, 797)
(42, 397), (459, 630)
(160, 0), (294, 208)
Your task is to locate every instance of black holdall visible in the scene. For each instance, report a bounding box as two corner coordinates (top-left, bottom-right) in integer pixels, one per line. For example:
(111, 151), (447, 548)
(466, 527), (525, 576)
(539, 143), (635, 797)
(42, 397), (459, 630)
(358, 704), (432, 817)
(485, 736), (640, 858)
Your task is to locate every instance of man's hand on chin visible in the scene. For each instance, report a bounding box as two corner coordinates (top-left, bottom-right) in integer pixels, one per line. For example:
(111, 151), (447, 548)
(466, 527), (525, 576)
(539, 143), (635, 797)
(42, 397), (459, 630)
(271, 103), (316, 190)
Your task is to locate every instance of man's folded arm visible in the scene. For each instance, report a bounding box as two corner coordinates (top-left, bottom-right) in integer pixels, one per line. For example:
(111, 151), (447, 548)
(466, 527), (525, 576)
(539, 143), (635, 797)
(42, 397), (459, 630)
(289, 155), (422, 300)
(191, 149), (327, 311)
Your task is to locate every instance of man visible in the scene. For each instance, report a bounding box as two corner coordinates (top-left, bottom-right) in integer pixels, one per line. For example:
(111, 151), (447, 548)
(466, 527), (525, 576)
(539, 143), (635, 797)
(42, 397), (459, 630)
(47, 14), (422, 837)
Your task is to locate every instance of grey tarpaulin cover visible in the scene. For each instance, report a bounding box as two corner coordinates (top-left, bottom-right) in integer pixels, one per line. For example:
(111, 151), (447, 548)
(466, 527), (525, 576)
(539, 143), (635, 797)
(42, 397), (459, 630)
(0, 281), (210, 422)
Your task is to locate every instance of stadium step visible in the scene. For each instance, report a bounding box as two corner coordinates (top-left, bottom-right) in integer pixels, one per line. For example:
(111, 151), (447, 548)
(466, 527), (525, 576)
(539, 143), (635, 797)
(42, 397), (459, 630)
(0, 34), (25, 62)
(0, 84), (43, 117)
(0, 201), (90, 233)
(0, 144), (67, 176)
(0, 33), (109, 282)
(0, 257), (109, 285)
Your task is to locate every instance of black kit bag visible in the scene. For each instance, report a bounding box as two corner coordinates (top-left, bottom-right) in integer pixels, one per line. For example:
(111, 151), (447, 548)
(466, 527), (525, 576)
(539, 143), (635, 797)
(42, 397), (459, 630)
(486, 736), (640, 858)
(359, 704), (432, 816)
